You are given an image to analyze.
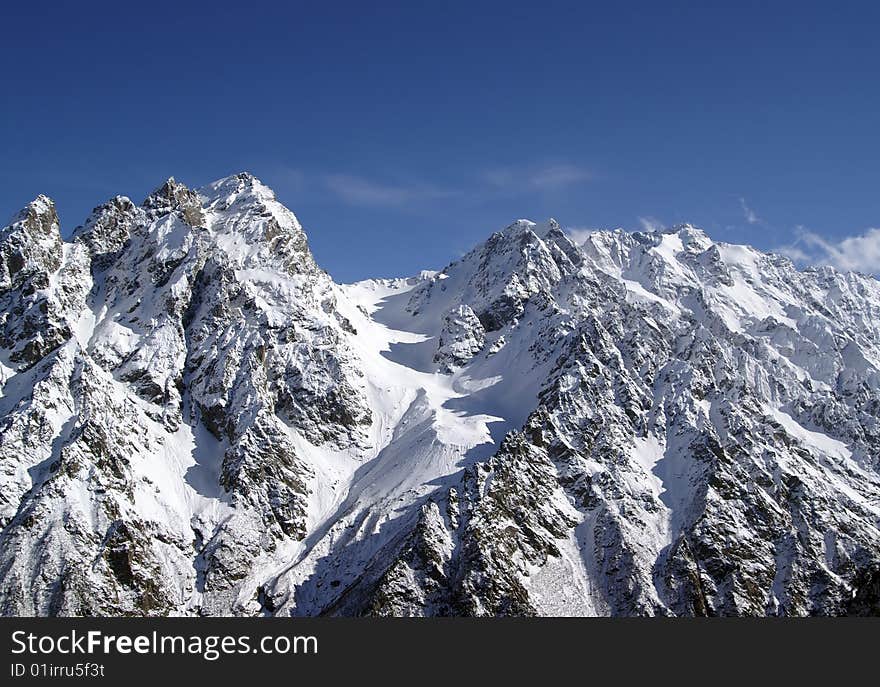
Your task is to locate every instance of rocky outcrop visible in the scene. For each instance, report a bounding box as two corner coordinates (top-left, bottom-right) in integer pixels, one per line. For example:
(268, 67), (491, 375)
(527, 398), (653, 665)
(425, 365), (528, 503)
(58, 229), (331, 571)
(2, 178), (880, 617)
(434, 305), (485, 371)
(0, 174), (372, 616)
(0, 197), (91, 369)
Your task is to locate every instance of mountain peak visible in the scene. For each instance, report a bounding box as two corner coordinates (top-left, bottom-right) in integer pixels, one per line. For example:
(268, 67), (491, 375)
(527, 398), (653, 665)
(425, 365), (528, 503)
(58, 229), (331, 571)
(1, 194), (61, 262)
(143, 177), (204, 227)
(5, 194), (57, 229)
(3, 177), (880, 618)
(200, 171), (273, 201)
(72, 195), (141, 266)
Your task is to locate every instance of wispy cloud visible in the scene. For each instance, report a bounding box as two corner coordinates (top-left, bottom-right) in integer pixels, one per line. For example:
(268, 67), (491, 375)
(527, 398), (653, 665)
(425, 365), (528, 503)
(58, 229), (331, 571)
(563, 225), (599, 244)
(529, 164), (593, 189)
(637, 216), (665, 232)
(739, 197), (761, 225)
(323, 174), (454, 207)
(779, 227), (880, 274)
(268, 161), (595, 209)
(483, 163), (593, 192)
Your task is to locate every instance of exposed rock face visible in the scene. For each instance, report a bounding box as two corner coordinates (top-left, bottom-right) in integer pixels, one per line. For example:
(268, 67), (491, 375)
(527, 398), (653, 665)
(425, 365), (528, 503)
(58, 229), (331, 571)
(341, 223), (880, 617)
(1, 180), (880, 617)
(73, 196), (141, 270)
(0, 173), (371, 615)
(434, 305), (485, 371)
(0, 196), (90, 370)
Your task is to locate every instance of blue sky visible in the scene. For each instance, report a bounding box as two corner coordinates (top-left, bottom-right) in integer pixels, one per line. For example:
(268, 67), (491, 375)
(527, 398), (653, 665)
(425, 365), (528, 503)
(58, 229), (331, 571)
(2, 1), (879, 281)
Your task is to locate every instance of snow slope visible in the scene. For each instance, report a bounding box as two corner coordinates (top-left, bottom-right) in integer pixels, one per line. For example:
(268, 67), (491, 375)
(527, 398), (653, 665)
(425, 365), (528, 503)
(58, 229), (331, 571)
(2, 175), (880, 616)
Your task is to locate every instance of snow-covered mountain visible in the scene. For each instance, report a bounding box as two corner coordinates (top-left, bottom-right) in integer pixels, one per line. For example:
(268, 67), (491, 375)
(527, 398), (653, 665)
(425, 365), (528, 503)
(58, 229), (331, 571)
(2, 173), (880, 616)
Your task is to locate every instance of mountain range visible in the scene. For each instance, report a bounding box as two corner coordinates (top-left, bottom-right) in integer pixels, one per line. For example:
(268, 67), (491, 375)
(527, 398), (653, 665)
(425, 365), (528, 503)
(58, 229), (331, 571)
(2, 172), (879, 616)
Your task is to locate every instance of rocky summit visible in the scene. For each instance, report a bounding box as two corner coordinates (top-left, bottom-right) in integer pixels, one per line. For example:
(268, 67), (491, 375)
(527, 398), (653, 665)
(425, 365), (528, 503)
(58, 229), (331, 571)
(1, 173), (880, 617)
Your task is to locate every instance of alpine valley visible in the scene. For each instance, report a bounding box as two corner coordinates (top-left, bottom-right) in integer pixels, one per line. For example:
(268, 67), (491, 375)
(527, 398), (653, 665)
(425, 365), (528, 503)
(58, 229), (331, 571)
(2, 172), (880, 617)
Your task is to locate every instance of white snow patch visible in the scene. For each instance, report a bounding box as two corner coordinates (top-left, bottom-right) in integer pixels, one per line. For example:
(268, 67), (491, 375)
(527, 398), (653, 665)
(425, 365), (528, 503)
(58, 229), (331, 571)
(767, 407), (852, 461)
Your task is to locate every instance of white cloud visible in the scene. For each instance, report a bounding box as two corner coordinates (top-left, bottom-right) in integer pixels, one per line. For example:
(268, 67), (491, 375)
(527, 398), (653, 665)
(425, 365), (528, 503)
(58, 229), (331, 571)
(637, 216), (665, 232)
(294, 162), (595, 208)
(528, 164), (593, 189)
(272, 163), (593, 207)
(739, 197), (760, 224)
(778, 226), (880, 274)
(323, 174), (453, 206)
(563, 225), (599, 244)
(483, 163), (593, 192)
(775, 243), (812, 263)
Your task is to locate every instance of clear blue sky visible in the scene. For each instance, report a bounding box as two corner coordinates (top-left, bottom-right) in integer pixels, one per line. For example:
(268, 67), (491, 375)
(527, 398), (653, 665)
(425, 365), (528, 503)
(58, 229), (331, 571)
(2, 1), (879, 281)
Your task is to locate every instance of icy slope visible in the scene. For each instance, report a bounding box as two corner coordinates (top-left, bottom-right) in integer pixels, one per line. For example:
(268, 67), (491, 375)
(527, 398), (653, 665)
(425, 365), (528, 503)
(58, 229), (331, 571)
(1, 176), (879, 616)
(344, 223), (880, 616)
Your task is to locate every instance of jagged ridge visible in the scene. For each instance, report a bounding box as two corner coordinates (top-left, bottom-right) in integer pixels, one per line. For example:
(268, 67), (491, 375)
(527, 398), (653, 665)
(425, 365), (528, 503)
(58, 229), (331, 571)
(1, 175), (879, 617)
